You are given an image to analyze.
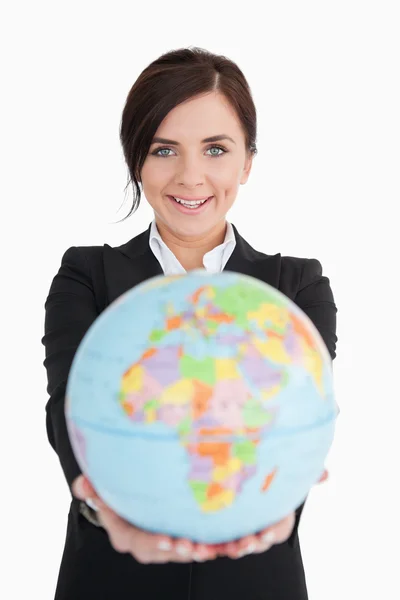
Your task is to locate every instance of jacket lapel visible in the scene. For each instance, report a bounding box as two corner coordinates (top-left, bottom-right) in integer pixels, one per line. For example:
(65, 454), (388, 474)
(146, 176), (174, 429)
(103, 225), (163, 305)
(103, 223), (282, 306)
(224, 224), (281, 289)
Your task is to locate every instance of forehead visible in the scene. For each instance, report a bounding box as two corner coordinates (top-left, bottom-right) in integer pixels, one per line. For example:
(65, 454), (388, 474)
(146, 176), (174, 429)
(155, 92), (243, 139)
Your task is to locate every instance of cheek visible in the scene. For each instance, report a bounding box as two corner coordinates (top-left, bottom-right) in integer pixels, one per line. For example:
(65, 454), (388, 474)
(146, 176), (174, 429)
(141, 161), (170, 191)
(211, 162), (244, 190)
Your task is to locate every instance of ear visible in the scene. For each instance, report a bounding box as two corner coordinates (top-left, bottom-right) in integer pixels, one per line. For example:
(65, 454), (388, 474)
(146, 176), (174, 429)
(240, 153), (254, 185)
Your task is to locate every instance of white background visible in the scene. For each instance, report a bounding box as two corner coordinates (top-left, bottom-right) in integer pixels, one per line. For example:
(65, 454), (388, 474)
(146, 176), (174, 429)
(1, 1), (399, 599)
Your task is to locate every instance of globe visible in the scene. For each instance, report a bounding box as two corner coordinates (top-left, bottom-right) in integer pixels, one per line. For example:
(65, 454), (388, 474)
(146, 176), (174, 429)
(65, 270), (338, 544)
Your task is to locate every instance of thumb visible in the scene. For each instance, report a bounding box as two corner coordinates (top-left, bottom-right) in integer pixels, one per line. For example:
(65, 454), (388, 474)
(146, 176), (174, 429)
(72, 474), (95, 499)
(317, 469), (329, 484)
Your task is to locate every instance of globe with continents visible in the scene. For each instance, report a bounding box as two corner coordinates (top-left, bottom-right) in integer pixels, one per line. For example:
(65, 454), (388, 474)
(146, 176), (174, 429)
(66, 270), (338, 543)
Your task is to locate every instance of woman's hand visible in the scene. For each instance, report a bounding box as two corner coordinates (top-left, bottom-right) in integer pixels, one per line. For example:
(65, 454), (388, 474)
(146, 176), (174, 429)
(72, 469), (328, 563)
(218, 468), (329, 559)
(72, 475), (218, 563)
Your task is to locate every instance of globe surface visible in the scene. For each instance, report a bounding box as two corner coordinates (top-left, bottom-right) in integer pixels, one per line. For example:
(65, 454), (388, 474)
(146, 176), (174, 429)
(66, 270), (338, 543)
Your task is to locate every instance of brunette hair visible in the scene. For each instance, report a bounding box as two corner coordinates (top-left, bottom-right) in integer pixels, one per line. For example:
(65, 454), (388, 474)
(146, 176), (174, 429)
(119, 46), (258, 220)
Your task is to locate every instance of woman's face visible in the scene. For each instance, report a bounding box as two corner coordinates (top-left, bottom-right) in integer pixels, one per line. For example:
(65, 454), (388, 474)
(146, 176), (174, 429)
(140, 91), (253, 238)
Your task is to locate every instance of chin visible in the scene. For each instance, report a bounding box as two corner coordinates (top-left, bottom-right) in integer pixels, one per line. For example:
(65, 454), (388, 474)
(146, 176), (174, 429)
(173, 221), (211, 237)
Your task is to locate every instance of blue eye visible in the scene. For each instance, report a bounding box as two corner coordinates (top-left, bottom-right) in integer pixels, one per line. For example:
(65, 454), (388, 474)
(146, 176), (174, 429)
(156, 148), (172, 157)
(152, 145), (228, 158)
(207, 146), (226, 157)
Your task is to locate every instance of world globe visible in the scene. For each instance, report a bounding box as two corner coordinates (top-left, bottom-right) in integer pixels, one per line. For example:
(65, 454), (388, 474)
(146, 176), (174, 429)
(65, 270), (338, 544)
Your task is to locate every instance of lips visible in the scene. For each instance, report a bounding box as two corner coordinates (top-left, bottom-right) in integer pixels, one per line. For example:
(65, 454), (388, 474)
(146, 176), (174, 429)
(167, 195), (213, 214)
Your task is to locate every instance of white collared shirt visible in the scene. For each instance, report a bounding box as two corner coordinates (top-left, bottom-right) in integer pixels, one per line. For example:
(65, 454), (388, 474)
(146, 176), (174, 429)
(149, 219), (236, 275)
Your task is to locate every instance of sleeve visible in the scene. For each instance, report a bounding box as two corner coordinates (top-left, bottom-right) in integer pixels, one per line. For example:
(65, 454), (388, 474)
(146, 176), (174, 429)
(287, 258), (338, 548)
(42, 246), (100, 492)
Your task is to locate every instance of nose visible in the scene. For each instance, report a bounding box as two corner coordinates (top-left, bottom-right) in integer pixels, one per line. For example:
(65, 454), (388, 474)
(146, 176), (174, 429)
(174, 155), (207, 189)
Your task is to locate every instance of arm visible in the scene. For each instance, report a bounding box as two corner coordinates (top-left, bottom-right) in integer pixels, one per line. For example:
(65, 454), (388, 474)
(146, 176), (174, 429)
(42, 246), (100, 491)
(287, 258), (338, 547)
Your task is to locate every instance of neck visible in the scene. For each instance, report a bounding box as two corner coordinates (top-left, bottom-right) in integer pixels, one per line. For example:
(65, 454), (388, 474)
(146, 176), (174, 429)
(155, 219), (227, 271)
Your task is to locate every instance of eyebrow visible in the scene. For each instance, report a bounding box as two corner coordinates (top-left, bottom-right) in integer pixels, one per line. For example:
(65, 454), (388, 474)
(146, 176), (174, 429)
(151, 134), (236, 146)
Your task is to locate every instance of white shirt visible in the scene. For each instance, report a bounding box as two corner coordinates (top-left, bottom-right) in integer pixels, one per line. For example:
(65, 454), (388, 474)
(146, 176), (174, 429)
(149, 219), (236, 275)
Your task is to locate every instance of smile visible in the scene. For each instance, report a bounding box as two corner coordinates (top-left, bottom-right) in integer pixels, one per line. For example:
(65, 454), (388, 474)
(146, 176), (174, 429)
(167, 195), (213, 214)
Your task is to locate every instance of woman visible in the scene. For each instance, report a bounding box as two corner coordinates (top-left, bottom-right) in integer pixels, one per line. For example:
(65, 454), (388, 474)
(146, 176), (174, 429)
(42, 46), (337, 600)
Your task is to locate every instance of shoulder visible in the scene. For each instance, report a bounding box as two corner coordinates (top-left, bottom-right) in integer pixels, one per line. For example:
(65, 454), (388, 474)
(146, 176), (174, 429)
(231, 226), (333, 300)
(245, 236), (327, 293)
(59, 245), (105, 278)
(280, 255), (325, 290)
(279, 255), (335, 306)
(60, 226), (150, 264)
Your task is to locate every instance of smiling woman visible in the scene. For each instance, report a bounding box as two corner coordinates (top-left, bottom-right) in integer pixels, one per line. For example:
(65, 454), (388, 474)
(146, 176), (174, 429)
(42, 46), (337, 600)
(118, 49), (257, 262)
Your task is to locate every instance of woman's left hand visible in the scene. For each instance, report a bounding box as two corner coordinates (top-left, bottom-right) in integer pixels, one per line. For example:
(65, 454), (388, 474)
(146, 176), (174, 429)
(213, 468), (329, 559)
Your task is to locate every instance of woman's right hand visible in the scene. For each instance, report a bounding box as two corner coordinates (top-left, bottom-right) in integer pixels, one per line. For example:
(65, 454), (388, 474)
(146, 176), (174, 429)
(72, 475), (217, 564)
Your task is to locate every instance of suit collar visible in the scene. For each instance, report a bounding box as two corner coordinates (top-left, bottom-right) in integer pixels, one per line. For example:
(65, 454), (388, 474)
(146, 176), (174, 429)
(103, 223), (281, 306)
(224, 224), (282, 287)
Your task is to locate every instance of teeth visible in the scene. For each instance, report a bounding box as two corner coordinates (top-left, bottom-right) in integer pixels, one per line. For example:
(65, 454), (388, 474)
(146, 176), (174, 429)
(173, 197), (208, 207)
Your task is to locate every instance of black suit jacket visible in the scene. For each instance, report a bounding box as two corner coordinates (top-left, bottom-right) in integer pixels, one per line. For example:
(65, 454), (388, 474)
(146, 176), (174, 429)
(42, 224), (337, 600)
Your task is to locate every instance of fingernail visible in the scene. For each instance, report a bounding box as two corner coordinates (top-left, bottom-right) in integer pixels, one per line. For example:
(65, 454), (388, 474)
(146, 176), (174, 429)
(157, 540), (172, 551)
(86, 498), (98, 511)
(192, 552), (206, 562)
(237, 543), (256, 557)
(261, 531), (275, 544)
(176, 544), (190, 556)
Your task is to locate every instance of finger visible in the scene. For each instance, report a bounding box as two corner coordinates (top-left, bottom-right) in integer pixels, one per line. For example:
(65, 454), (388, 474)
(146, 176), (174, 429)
(81, 476), (97, 498)
(133, 533), (193, 564)
(233, 534), (259, 559)
(253, 528), (277, 553)
(258, 512), (295, 546)
(79, 476), (107, 510)
(138, 534), (178, 564)
(192, 542), (218, 562)
(219, 539), (239, 558)
(173, 538), (195, 562)
(86, 491), (107, 511)
(72, 474), (97, 501)
(72, 475), (86, 499)
(97, 505), (135, 553)
(220, 527), (276, 558)
(317, 469), (329, 484)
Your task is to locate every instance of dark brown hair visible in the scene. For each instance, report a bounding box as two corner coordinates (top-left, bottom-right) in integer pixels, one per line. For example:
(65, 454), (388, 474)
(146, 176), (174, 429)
(119, 46), (258, 220)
